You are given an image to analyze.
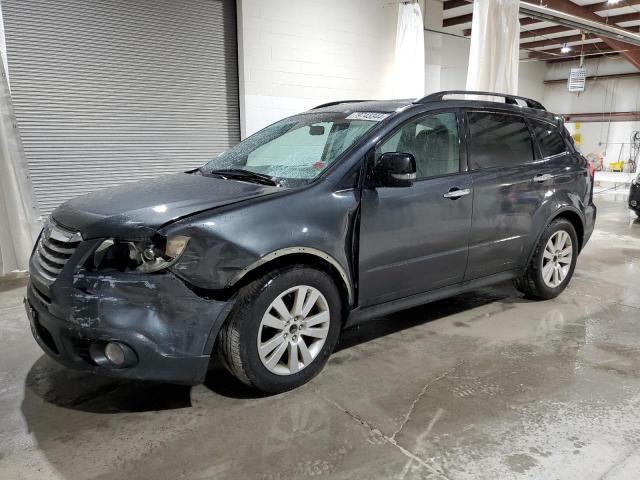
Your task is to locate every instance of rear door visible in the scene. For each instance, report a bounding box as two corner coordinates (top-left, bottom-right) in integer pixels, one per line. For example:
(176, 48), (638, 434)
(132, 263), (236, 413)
(464, 110), (550, 280)
(358, 110), (473, 306)
(528, 118), (585, 198)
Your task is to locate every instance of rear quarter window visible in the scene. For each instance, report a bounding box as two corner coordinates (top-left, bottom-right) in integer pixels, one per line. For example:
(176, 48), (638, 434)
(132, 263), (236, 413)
(467, 111), (534, 169)
(529, 120), (569, 158)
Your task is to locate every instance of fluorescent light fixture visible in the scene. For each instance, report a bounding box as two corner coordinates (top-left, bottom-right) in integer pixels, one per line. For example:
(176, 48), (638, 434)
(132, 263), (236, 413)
(561, 44), (571, 53)
(607, 0), (621, 4)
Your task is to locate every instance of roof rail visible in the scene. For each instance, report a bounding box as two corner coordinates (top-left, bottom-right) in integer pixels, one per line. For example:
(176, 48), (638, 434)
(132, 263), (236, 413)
(312, 99), (372, 109)
(415, 90), (546, 111)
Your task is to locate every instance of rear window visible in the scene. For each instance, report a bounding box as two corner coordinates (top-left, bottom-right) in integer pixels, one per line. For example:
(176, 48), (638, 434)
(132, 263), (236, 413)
(467, 112), (534, 169)
(530, 120), (568, 158)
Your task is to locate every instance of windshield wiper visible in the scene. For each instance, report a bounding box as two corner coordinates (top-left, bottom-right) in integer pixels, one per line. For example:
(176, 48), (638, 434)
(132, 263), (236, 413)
(205, 168), (279, 186)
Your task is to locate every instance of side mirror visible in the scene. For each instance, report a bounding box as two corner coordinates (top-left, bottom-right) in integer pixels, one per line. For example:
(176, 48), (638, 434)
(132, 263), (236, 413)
(373, 152), (416, 187)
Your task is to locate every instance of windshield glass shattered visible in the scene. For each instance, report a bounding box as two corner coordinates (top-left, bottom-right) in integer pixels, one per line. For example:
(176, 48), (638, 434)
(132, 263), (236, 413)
(201, 112), (382, 186)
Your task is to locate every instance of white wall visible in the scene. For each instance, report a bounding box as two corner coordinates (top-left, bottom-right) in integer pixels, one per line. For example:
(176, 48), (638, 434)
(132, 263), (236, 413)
(237, 0), (397, 137)
(423, 0), (443, 94)
(543, 57), (640, 170)
(433, 34), (547, 101)
(237, 0), (550, 138)
(543, 57), (640, 115)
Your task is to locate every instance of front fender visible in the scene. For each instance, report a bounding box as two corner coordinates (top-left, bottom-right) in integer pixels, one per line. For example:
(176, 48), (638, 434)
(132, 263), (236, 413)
(164, 183), (359, 297)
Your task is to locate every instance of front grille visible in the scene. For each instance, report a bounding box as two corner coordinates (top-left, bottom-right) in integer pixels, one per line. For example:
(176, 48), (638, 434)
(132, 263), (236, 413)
(33, 220), (82, 283)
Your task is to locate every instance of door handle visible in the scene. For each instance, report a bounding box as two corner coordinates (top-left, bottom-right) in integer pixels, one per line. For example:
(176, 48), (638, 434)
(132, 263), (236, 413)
(533, 173), (553, 183)
(443, 188), (471, 199)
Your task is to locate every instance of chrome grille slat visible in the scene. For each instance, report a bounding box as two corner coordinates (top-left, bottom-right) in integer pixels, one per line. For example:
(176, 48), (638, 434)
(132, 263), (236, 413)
(37, 245), (67, 266)
(41, 241), (76, 256)
(32, 260), (57, 282)
(33, 220), (82, 284)
(38, 256), (63, 274)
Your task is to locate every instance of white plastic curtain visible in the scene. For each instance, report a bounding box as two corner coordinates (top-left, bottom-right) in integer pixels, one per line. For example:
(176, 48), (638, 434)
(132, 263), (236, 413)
(393, 1), (424, 99)
(0, 50), (39, 275)
(466, 0), (520, 95)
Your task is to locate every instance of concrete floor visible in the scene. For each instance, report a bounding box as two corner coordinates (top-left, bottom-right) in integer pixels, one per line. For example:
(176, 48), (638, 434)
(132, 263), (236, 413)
(1, 195), (640, 480)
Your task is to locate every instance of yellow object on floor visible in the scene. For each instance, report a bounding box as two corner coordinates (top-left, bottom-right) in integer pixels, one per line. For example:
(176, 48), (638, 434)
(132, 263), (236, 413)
(610, 161), (624, 172)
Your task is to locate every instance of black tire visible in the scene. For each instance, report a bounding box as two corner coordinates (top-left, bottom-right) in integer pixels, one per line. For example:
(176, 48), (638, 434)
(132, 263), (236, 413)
(218, 265), (342, 394)
(514, 218), (579, 300)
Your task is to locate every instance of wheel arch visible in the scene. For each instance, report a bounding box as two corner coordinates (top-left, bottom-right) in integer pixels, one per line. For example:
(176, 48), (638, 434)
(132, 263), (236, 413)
(526, 206), (586, 268)
(551, 209), (585, 252)
(226, 247), (354, 310)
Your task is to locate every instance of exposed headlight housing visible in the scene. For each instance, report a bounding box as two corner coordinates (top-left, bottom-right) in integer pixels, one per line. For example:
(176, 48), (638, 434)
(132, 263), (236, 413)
(93, 235), (190, 273)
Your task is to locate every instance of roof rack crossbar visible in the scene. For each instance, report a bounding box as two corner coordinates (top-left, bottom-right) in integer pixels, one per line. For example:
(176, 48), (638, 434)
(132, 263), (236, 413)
(312, 99), (372, 109)
(415, 90), (546, 111)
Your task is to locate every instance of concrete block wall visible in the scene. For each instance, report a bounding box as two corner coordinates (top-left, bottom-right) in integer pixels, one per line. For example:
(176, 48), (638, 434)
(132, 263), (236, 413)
(237, 0), (397, 137)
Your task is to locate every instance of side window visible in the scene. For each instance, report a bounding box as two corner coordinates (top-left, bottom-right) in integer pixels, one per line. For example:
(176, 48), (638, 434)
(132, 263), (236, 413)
(467, 112), (534, 169)
(376, 112), (460, 179)
(530, 120), (568, 158)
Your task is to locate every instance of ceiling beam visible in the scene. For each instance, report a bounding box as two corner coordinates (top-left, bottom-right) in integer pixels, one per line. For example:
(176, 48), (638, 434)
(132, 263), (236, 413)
(529, 42), (612, 59)
(522, 33), (596, 49)
(463, 17), (545, 36)
(589, 0), (640, 12)
(521, 25), (572, 39)
(599, 12), (640, 24)
(529, 42), (614, 60)
(443, 0), (470, 10)
(518, 11), (640, 43)
(447, 0), (640, 68)
(544, 71), (640, 83)
(443, 13), (472, 27)
(562, 111), (640, 122)
(545, 53), (619, 64)
(529, 0), (640, 69)
(459, 4), (640, 37)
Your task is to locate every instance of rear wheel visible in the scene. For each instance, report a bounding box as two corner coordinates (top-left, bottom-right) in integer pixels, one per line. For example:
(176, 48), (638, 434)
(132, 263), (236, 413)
(218, 265), (342, 394)
(514, 218), (578, 300)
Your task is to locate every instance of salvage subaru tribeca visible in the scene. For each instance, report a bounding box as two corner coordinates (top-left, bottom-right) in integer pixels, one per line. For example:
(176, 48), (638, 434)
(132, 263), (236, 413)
(26, 91), (596, 393)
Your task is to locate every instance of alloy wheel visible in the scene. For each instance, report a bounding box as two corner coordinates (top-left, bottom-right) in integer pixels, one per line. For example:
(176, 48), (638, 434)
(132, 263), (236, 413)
(257, 285), (330, 375)
(542, 230), (573, 288)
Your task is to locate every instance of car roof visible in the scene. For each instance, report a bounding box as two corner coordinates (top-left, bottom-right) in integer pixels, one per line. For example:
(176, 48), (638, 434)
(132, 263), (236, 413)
(310, 99), (415, 113)
(309, 96), (561, 125)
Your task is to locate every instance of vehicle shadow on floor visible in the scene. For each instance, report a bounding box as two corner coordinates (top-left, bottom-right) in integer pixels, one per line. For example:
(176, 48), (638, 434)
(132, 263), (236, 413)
(22, 282), (525, 412)
(23, 355), (194, 413)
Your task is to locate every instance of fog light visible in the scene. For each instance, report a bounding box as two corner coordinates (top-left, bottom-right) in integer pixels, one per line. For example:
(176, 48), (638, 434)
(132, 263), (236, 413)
(105, 342), (126, 365)
(631, 200), (638, 207)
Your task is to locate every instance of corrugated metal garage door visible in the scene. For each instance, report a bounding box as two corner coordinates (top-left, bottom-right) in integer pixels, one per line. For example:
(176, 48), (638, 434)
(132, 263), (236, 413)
(2, 0), (240, 216)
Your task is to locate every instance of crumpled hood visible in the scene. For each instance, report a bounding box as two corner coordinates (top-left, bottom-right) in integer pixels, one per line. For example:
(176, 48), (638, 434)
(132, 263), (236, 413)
(52, 173), (281, 239)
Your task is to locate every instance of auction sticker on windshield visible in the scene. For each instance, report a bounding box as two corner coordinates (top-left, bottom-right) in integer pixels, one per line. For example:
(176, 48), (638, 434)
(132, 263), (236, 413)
(345, 112), (390, 122)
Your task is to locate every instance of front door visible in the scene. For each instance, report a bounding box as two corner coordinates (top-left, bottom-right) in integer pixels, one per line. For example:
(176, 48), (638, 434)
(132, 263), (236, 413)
(358, 111), (473, 307)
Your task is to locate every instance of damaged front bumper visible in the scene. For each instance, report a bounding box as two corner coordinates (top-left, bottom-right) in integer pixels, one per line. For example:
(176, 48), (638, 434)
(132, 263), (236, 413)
(25, 269), (233, 385)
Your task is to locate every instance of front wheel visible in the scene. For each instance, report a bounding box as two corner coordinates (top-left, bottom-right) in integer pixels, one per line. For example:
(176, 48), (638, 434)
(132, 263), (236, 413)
(514, 218), (579, 300)
(218, 265), (342, 394)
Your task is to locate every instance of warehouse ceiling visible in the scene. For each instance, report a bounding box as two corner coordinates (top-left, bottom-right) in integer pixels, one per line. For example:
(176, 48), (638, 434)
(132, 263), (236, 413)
(441, 0), (640, 68)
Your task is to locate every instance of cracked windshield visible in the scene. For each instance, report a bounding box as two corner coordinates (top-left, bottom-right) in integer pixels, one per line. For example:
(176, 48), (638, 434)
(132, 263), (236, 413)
(201, 112), (381, 186)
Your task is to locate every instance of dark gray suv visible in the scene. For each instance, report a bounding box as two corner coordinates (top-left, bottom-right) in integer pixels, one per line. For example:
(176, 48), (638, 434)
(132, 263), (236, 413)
(25, 90), (596, 393)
